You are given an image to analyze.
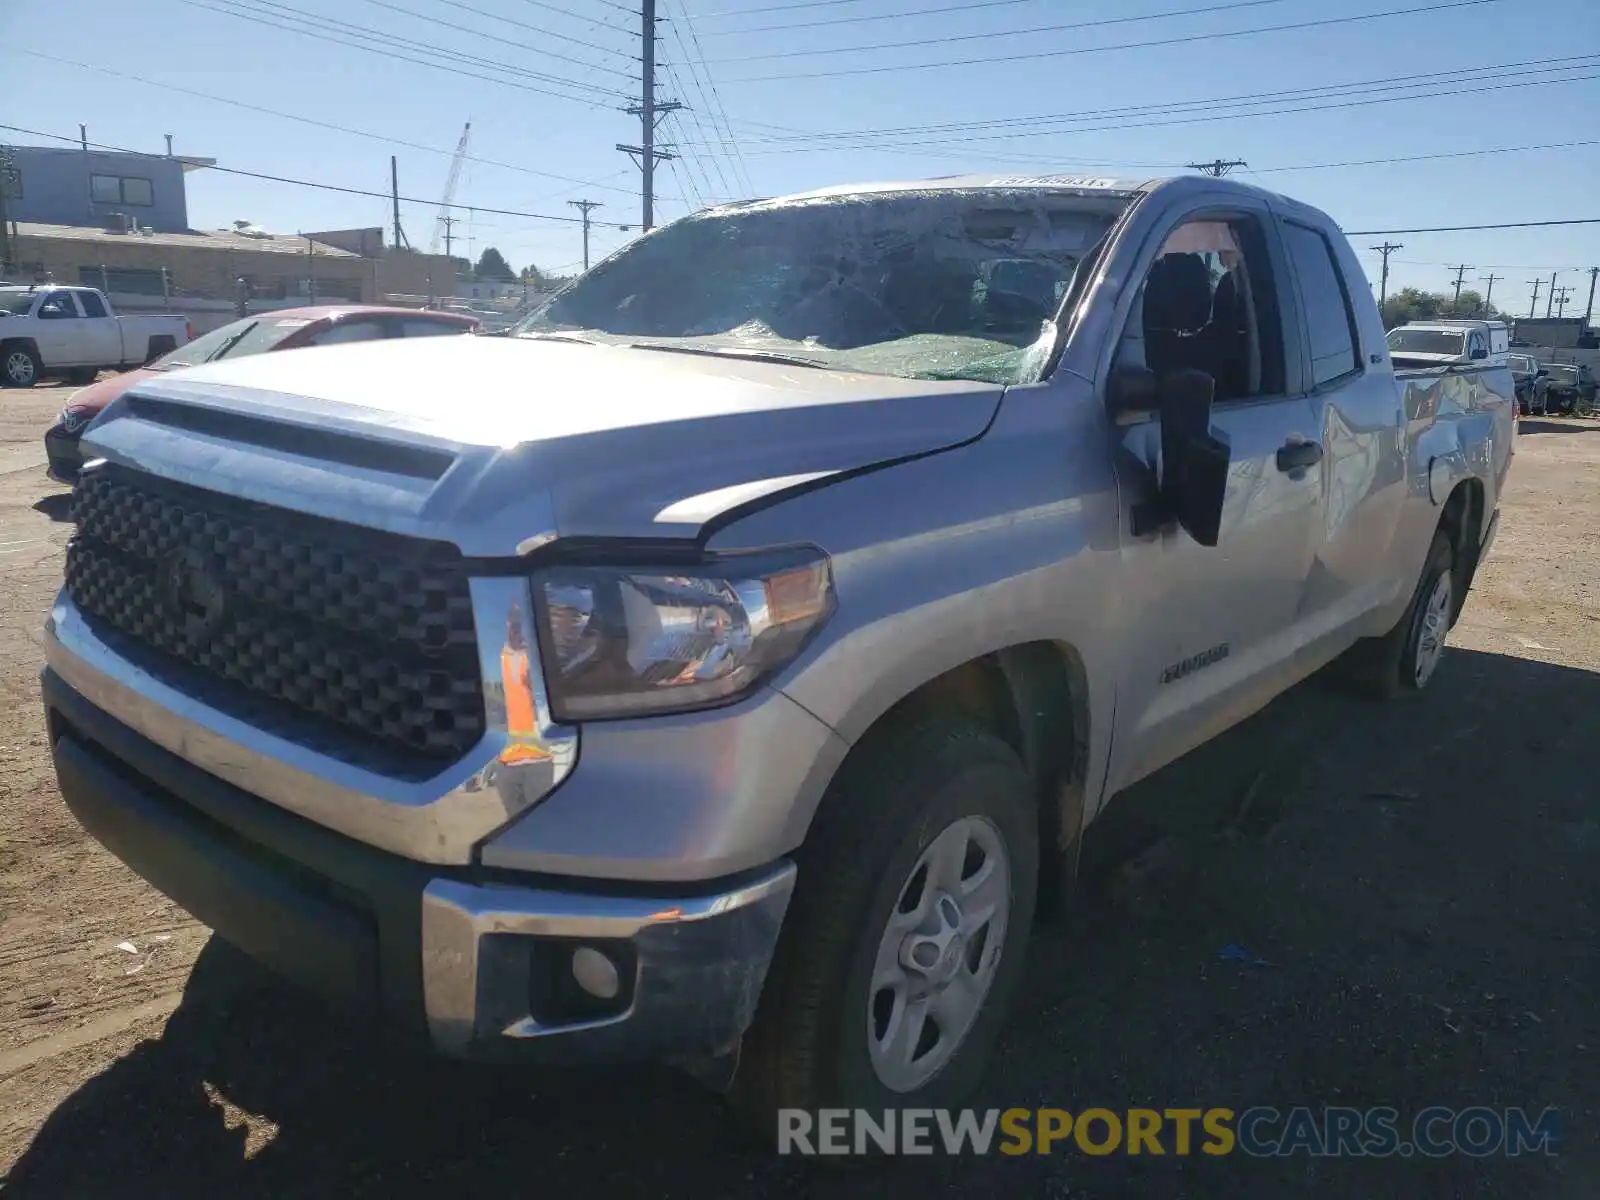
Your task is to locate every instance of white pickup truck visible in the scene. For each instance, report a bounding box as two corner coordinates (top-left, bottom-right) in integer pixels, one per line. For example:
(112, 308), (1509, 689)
(0, 285), (191, 387)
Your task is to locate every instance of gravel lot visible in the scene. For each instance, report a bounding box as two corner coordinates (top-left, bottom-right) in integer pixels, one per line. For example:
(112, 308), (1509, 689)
(0, 384), (1595, 1198)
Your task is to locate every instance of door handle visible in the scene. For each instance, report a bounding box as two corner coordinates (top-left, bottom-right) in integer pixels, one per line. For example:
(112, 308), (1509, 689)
(1276, 440), (1323, 472)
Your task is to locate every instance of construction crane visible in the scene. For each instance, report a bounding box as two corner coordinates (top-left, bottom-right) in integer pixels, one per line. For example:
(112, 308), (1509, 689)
(429, 122), (471, 256)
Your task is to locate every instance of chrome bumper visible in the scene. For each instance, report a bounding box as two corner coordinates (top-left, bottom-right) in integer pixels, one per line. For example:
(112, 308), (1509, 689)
(44, 579), (577, 864)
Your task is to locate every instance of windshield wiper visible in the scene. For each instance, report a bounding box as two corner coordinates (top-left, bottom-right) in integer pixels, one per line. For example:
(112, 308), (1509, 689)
(624, 343), (835, 371)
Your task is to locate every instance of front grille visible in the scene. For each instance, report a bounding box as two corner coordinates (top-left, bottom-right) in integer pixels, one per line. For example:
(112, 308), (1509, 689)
(65, 465), (486, 772)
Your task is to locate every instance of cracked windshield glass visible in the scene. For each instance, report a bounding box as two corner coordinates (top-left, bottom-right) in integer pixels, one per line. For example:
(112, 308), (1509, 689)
(515, 191), (1129, 384)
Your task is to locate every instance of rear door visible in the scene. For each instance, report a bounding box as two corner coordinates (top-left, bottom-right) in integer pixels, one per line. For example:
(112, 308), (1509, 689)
(1108, 198), (1326, 788)
(1277, 217), (1409, 665)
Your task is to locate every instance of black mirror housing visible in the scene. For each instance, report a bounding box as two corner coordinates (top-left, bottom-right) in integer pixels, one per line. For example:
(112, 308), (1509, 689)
(1107, 362), (1159, 414)
(1131, 368), (1231, 547)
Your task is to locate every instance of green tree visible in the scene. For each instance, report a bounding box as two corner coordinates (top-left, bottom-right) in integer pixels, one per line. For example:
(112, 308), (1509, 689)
(474, 247), (516, 282)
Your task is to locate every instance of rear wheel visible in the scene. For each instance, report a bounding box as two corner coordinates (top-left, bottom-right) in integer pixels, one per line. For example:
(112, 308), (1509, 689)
(64, 367), (98, 386)
(1340, 529), (1454, 699)
(733, 717), (1038, 1133)
(144, 336), (177, 364)
(2, 344), (41, 388)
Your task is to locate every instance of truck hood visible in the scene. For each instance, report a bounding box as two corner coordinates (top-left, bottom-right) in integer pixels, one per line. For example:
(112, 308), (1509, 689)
(82, 334), (1005, 555)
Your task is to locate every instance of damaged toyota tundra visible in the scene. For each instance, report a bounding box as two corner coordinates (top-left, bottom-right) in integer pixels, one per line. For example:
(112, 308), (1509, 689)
(43, 173), (1513, 1122)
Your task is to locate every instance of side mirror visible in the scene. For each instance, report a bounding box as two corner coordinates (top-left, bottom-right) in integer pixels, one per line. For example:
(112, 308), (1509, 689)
(1107, 362), (1158, 414)
(1157, 369), (1230, 547)
(1129, 369), (1231, 546)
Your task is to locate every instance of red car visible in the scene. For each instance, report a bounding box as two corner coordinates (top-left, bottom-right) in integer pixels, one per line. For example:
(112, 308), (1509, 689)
(45, 305), (478, 481)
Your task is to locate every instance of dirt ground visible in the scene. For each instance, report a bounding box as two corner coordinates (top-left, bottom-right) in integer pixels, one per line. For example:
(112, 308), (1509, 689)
(0, 384), (1595, 1198)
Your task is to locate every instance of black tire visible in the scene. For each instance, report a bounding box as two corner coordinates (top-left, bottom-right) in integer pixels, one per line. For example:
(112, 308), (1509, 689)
(64, 367), (98, 386)
(1, 342), (42, 389)
(144, 336), (177, 365)
(733, 716), (1039, 1136)
(1339, 529), (1455, 699)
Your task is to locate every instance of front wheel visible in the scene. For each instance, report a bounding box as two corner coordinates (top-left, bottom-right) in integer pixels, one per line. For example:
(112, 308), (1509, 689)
(734, 718), (1039, 1131)
(2, 344), (41, 388)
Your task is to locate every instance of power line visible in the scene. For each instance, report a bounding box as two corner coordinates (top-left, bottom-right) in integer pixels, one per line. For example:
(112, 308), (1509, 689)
(0, 123), (633, 228)
(15, 50), (640, 196)
(1253, 136), (1600, 174)
(695, 0), (1199, 34)
(667, 0), (755, 196)
(356, 0), (637, 74)
(1345, 218), (1600, 234)
(657, 53), (733, 200)
(726, 0), (1506, 79)
(723, 52), (1598, 143)
(712, 0), (1293, 57)
(215, 0), (629, 95)
(698, 60), (1600, 156)
(180, 0), (625, 106)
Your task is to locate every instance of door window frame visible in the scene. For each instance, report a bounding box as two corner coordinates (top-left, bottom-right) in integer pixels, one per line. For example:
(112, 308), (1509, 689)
(1098, 199), (1308, 414)
(1277, 217), (1364, 392)
(37, 292), (81, 320)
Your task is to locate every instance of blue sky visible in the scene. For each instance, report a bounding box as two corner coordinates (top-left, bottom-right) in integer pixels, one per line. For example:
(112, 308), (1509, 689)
(5, 0), (1598, 309)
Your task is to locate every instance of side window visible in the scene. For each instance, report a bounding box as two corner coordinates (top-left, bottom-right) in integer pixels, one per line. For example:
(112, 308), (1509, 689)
(1467, 330), (1486, 360)
(400, 319), (468, 338)
(37, 293), (80, 319)
(1282, 222), (1359, 387)
(308, 320), (388, 346)
(77, 291), (108, 318)
(121, 177), (154, 206)
(90, 174), (121, 204)
(1118, 214), (1287, 403)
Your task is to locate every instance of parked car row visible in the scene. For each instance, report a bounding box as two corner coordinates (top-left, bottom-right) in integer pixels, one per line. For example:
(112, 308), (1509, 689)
(1508, 353), (1597, 416)
(41, 303), (479, 481)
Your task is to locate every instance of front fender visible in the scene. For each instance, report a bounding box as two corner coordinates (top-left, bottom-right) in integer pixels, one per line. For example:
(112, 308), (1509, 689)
(709, 379), (1124, 844)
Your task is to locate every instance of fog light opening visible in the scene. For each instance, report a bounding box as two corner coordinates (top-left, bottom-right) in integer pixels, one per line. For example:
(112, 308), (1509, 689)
(570, 946), (621, 1001)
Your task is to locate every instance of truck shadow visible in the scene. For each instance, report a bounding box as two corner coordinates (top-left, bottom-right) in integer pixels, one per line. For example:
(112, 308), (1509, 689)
(6, 648), (1598, 1199)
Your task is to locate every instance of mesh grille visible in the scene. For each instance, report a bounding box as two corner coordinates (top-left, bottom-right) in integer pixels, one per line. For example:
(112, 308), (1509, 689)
(65, 466), (486, 771)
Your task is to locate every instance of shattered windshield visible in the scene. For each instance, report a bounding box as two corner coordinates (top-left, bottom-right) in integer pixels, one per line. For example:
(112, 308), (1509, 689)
(513, 189), (1132, 385)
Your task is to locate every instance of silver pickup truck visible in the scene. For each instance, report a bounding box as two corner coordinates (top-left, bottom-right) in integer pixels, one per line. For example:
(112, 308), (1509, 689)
(43, 173), (1512, 1122)
(1, 285), (191, 387)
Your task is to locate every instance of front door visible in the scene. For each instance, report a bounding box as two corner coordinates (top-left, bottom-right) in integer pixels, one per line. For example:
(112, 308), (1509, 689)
(1106, 205), (1325, 792)
(32, 290), (85, 366)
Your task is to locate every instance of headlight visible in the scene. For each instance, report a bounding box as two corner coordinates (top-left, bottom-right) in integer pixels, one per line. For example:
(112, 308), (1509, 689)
(533, 547), (834, 720)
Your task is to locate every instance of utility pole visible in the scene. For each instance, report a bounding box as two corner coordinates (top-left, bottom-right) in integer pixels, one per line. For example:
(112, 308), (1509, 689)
(0, 145), (17, 275)
(165, 133), (174, 158)
(81, 123), (92, 224)
(1546, 271), (1558, 318)
(1553, 286), (1574, 318)
(567, 199), (602, 270)
(1186, 158), (1247, 177)
(617, 0), (681, 231)
(1370, 241), (1402, 306)
(1478, 273), (1501, 315)
(390, 157), (410, 250)
(305, 235), (316, 304)
(440, 215), (460, 259)
(1584, 266), (1598, 326)
(1448, 264), (1472, 310)
(1527, 278), (1543, 319)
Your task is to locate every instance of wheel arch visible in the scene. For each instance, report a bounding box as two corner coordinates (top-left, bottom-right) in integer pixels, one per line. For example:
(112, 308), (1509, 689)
(795, 640), (1092, 910)
(1439, 477), (1486, 617)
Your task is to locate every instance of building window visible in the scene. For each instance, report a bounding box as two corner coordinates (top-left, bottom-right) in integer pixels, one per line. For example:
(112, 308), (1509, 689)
(90, 174), (155, 207)
(77, 266), (167, 295)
